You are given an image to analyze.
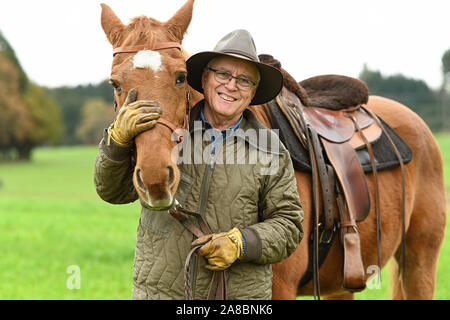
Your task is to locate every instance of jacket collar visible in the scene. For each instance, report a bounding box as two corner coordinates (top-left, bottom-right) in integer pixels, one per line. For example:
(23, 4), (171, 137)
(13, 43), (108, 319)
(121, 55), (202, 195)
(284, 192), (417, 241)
(189, 100), (282, 155)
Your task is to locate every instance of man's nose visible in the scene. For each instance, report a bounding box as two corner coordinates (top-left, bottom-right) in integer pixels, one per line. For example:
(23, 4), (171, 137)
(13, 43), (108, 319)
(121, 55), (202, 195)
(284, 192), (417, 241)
(224, 77), (238, 90)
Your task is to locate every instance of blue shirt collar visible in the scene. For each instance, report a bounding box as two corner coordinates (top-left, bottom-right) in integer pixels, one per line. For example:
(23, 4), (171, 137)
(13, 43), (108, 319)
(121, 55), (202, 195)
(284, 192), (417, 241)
(200, 107), (243, 140)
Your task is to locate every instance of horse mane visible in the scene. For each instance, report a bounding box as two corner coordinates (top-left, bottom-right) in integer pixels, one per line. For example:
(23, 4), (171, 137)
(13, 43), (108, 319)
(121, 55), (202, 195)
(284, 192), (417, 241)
(259, 54), (310, 106)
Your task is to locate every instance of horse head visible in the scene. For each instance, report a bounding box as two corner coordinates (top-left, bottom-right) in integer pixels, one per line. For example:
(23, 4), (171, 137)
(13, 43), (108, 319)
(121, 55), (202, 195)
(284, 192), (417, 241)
(101, 0), (195, 210)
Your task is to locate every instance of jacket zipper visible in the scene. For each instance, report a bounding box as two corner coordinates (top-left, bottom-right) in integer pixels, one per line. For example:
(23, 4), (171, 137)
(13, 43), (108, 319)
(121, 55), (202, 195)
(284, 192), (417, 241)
(191, 151), (216, 299)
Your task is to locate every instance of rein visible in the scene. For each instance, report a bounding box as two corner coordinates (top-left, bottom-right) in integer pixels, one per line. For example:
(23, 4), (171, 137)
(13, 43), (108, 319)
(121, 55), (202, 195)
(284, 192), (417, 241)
(112, 42), (191, 143)
(169, 200), (227, 300)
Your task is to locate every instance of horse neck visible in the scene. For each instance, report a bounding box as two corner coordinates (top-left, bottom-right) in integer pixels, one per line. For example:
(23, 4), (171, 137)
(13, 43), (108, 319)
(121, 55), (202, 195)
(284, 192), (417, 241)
(248, 104), (273, 129)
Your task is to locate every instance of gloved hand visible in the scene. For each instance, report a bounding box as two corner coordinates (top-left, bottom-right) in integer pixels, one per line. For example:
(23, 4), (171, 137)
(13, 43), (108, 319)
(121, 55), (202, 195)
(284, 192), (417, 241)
(108, 88), (162, 146)
(191, 227), (244, 271)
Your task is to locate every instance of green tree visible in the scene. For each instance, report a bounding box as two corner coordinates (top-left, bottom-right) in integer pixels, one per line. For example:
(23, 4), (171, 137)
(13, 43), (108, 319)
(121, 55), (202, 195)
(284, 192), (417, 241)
(440, 49), (450, 131)
(0, 30), (64, 160)
(360, 65), (440, 131)
(20, 82), (64, 157)
(0, 31), (27, 92)
(76, 97), (115, 145)
(46, 80), (114, 145)
(442, 49), (450, 80)
(0, 52), (30, 159)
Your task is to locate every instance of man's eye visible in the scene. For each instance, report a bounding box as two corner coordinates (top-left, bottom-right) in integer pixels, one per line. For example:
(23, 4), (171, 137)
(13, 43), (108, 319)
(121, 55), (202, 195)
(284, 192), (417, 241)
(238, 78), (251, 85)
(216, 71), (231, 79)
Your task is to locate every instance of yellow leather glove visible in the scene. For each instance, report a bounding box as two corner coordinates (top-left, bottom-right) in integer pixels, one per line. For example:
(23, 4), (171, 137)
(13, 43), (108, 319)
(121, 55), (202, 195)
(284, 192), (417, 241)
(191, 228), (244, 271)
(108, 88), (162, 146)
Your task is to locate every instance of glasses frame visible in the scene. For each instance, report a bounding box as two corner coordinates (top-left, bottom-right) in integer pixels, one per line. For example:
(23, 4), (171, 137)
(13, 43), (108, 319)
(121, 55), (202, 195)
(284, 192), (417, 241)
(206, 67), (258, 90)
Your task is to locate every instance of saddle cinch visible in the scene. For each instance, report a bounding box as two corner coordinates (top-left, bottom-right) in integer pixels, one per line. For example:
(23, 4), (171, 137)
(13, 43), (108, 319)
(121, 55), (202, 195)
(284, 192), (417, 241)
(270, 74), (409, 298)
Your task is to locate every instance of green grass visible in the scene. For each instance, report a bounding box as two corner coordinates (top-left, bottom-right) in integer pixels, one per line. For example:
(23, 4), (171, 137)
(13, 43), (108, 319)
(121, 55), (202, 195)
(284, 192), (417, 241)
(0, 137), (449, 300)
(0, 146), (140, 299)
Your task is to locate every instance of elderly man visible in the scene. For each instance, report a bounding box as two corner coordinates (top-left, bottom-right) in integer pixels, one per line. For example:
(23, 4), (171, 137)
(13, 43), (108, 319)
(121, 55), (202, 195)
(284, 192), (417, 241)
(95, 29), (303, 300)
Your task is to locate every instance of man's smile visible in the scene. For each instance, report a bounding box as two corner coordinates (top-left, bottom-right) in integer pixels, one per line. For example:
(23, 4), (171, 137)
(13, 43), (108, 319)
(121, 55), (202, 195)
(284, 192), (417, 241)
(218, 92), (237, 102)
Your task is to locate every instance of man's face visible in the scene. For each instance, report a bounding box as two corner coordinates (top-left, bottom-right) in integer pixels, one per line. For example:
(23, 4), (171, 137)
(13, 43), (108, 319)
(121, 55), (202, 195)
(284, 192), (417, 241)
(201, 56), (259, 127)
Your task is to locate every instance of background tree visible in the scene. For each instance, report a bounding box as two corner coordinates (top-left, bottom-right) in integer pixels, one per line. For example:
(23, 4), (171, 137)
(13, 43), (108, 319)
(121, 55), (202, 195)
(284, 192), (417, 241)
(19, 83), (64, 159)
(0, 53), (31, 159)
(76, 97), (115, 145)
(0, 30), (64, 160)
(440, 49), (450, 131)
(46, 80), (114, 145)
(360, 65), (440, 131)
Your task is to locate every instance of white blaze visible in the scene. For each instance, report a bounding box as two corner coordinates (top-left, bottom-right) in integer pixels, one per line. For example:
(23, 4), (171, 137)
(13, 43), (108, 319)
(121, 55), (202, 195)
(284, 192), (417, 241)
(133, 50), (163, 72)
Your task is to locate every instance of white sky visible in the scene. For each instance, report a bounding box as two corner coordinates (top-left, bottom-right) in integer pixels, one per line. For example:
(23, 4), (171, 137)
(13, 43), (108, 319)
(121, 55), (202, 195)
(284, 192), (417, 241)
(0, 0), (448, 90)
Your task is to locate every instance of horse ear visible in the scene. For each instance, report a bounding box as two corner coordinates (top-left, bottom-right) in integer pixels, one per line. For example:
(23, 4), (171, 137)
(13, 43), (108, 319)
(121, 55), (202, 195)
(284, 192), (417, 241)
(165, 0), (194, 42)
(100, 3), (125, 47)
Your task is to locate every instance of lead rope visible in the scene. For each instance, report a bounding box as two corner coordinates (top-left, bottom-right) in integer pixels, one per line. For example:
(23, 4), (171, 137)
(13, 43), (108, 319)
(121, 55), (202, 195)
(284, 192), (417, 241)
(169, 201), (227, 300)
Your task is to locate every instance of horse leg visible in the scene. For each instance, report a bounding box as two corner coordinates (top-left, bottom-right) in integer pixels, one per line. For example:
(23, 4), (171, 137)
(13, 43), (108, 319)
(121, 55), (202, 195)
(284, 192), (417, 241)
(397, 221), (445, 299)
(394, 187), (446, 299)
(389, 259), (404, 300)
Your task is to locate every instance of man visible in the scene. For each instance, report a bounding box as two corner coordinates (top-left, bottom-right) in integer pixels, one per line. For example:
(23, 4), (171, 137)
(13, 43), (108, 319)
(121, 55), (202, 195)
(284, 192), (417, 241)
(95, 29), (303, 300)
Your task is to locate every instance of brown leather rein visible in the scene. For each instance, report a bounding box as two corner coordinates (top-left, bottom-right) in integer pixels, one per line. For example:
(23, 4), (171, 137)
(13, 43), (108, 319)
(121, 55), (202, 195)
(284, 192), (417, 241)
(113, 42), (190, 142)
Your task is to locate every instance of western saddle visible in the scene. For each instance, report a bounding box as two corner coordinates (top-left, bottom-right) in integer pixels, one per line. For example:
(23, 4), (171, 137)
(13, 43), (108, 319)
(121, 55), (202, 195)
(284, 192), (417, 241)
(269, 71), (406, 299)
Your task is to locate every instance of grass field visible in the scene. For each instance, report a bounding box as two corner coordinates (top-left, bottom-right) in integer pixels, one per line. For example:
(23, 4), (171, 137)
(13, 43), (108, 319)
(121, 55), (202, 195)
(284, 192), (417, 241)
(0, 135), (449, 300)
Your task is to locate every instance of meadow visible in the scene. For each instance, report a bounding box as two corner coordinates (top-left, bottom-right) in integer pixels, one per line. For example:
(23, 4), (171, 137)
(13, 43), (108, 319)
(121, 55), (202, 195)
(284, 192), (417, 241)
(0, 135), (449, 300)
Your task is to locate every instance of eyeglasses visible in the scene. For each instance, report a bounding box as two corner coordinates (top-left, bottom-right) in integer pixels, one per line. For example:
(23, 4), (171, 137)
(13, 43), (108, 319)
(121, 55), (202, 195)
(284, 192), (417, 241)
(206, 67), (257, 91)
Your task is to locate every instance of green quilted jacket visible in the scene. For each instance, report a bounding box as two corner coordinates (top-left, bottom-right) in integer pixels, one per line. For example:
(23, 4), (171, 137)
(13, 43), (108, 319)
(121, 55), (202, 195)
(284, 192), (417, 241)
(94, 101), (304, 300)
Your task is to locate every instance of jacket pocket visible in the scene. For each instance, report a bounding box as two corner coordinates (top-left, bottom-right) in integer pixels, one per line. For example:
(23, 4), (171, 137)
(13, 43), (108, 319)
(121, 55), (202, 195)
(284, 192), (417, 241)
(140, 171), (194, 238)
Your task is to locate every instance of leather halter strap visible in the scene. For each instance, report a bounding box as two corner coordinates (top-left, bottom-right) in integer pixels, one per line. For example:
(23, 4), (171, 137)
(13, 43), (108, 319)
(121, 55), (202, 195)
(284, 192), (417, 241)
(156, 91), (191, 143)
(113, 42), (183, 56)
(113, 42), (190, 142)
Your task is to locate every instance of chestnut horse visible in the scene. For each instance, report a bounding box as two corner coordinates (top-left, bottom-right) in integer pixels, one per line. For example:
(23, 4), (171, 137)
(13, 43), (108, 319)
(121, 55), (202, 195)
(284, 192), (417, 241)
(100, 0), (446, 299)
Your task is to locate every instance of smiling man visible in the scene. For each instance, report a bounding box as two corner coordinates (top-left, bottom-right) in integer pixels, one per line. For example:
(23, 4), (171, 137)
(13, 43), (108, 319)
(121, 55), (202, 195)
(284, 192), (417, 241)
(95, 29), (304, 300)
(201, 56), (260, 130)
(177, 29), (304, 299)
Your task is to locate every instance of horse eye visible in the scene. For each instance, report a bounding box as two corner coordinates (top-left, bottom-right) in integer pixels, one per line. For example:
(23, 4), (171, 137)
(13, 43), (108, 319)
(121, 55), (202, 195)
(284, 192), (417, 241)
(109, 80), (122, 94)
(175, 72), (187, 86)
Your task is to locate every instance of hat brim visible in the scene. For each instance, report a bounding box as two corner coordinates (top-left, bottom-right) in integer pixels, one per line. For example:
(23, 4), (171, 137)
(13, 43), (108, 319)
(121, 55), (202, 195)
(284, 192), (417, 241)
(186, 51), (283, 106)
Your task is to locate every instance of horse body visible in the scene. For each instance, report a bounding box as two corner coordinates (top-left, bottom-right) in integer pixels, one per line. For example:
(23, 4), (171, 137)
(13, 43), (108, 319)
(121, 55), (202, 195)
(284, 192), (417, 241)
(250, 95), (446, 299)
(101, 0), (446, 299)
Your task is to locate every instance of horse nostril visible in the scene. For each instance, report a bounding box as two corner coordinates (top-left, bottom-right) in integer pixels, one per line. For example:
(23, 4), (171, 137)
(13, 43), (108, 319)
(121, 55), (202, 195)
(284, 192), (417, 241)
(167, 165), (175, 188)
(136, 168), (147, 191)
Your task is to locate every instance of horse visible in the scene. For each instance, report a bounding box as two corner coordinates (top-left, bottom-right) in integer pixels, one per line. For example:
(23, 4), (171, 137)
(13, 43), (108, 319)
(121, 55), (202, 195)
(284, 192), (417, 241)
(100, 0), (447, 299)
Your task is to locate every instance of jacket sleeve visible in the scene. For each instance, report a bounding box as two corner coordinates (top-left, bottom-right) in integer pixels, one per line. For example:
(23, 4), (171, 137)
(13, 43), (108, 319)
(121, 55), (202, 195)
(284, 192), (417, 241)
(94, 129), (139, 204)
(240, 149), (304, 265)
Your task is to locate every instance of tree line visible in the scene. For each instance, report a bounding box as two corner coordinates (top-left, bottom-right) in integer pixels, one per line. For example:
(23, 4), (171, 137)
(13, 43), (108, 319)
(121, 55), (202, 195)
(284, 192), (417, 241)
(0, 31), (63, 161)
(1, 28), (450, 161)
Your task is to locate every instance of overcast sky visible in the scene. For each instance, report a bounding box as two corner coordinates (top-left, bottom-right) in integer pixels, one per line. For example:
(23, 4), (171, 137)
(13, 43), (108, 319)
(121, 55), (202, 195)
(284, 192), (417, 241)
(0, 0), (448, 90)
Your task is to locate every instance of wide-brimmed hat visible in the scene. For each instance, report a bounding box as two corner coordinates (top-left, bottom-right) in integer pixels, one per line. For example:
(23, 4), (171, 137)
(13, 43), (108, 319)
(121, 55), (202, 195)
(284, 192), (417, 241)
(186, 29), (283, 106)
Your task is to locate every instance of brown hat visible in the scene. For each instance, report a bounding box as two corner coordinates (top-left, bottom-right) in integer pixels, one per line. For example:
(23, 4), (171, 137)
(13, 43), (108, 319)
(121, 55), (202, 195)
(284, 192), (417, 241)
(186, 29), (283, 105)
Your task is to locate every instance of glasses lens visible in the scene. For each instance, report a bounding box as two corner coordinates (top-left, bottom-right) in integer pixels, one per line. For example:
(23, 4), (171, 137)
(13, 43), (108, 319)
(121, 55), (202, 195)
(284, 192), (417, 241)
(236, 78), (253, 89)
(214, 70), (232, 83)
(208, 67), (255, 91)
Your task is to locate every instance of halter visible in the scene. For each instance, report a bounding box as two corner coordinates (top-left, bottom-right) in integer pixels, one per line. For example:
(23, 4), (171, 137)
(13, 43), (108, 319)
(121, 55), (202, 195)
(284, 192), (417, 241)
(113, 42), (191, 143)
